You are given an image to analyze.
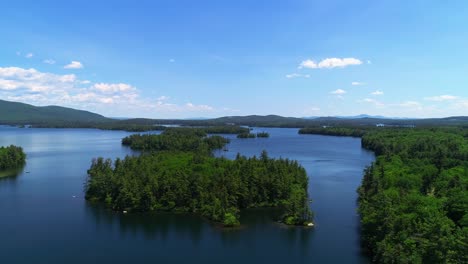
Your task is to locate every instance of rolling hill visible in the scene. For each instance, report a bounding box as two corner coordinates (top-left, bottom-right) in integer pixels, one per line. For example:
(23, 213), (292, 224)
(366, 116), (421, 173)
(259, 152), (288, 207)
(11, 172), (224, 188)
(0, 100), (111, 124)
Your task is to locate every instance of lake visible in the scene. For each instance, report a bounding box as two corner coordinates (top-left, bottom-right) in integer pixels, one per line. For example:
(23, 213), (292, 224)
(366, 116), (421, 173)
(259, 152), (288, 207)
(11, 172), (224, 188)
(0, 126), (374, 263)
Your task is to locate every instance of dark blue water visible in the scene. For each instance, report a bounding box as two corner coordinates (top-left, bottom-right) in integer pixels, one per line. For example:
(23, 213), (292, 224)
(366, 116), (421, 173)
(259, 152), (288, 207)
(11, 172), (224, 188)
(0, 126), (374, 263)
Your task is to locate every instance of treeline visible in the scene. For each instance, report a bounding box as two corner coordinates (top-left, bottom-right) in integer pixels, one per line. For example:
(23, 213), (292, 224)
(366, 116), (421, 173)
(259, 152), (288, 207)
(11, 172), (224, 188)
(121, 128), (230, 155)
(23, 120), (251, 134)
(0, 145), (26, 170)
(298, 127), (368, 137)
(85, 151), (312, 227)
(358, 128), (467, 263)
(237, 132), (270, 139)
(237, 133), (256, 139)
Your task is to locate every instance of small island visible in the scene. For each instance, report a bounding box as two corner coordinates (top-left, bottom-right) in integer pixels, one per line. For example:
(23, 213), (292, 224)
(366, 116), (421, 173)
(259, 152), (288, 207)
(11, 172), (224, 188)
(86, 128), (313, 227)
(0, 145), (26, 175)
(256, 132), (270, 138)
(237, 132), (256, 139)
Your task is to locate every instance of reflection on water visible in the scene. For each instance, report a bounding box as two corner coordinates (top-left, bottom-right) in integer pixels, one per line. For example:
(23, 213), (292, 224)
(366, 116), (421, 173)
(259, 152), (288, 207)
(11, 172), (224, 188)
(0, 165), (25, 181)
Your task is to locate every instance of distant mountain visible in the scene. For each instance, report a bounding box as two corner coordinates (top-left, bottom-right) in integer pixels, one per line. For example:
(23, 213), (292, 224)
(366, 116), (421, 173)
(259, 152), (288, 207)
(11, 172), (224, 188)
(0, 100), (111, 124)
(0, 99), (467, 129)
(304, 114), (414, 120)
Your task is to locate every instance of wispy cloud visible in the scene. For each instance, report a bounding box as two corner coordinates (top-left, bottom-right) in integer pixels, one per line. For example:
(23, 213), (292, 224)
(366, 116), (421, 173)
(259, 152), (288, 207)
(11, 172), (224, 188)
(371, 90), (384, 96)
(351, 81), (365, 86)
(299, 58), (362, 69)
(285, 73), (310, 79)
(157, 95), (170, 101)
(424, 95), (459, 101)
(169, 59), (175, 63)
(43, 59), (56, 65)
(64, 61), (83, 69)
(361, 98), (384, 107)
(330, 89), (346, 95)
(25, 53), (34, 59)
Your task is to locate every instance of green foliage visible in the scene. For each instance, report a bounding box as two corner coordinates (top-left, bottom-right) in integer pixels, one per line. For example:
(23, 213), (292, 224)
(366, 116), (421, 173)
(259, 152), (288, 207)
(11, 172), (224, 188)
(256, 132), (270, 138)
(121, 128), (230, 154)
(223, 212), (240, 227)
(85, 149), (312, 227)
(358, 128), (468, 263)
(0, 145), (26, 171)
(237, 133), (256, 139)
(299, 127), (368, 137)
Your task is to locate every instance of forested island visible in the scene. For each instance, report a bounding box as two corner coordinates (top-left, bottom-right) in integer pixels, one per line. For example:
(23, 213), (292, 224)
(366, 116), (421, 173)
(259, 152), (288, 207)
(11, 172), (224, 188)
(237, 132), (256, 139)
(256, 132), (270, 138)
(86, 128), (313, 227)
(0, 145), (26, 172)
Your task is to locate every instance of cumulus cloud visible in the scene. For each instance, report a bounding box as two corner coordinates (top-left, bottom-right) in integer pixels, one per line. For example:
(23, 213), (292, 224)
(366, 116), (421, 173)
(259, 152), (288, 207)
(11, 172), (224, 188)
(299, 58), (362, 69)
(0, 67), (76, 92)
(371, 90), (384, 96)
(285, 73), (310, 79)
(64, 61), (83, 69)
(330, 89), (346, 95)
(424, 95), (459, 101)
(0, 66), (216, 117)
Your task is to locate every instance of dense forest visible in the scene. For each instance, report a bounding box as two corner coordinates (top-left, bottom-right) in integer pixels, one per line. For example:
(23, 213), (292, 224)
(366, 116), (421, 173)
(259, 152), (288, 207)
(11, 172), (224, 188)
(299, 126), (368, 137)
(357, 128), (467, 263)
(0, 145), (26, 171)
(237, 132), (256, 139)
(87, 129), (313, 227)
(256, 132), (270, 138)
(121, 128), (230, 155)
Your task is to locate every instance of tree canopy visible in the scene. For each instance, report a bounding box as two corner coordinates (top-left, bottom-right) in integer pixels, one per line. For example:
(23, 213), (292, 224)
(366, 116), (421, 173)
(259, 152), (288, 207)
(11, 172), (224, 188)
(0, 145), (26, 171)
(358, 128), (468, 263)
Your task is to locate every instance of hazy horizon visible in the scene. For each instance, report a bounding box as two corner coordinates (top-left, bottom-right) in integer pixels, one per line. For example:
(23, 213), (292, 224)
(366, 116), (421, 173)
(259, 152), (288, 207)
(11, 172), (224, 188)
(1, 1), (467, 118)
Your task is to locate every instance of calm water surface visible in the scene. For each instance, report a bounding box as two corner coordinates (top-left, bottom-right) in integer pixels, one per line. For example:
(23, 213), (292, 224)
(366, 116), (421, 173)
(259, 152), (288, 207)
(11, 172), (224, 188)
(0, 127), (374, 263)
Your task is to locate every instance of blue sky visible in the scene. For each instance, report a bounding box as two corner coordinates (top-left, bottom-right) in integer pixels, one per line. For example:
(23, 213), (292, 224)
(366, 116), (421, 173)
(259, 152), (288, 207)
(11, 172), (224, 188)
(1, 0), (467, 118)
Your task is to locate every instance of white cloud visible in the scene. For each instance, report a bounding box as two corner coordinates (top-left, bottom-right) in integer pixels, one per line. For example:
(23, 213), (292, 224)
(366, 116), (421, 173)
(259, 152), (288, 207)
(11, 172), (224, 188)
(25, 53), (33, 59)
(93, 83), (135, 93)
(371, 90), (384, 96)
(0, 66), (216, 117)
(330, 89), (346, 95)
(43, 59), (56, 64)
(351, 81), (365, 86)
(424, 95), (459, 101)
(299, 58), (362, 69)
(0, 67), (76, 92)
(400, 101), (421, 108)
(185, 102), (214, 111)
(298, 60), (318, 69)
(157, 95), (170, 101)
(361, 98), (384, 107)
(286, 73), (310, 79)
(64, 61), (83, 69)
